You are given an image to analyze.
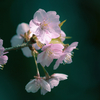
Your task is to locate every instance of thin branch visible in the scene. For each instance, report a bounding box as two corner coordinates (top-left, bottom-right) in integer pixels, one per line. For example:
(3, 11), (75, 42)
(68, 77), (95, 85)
(32, 51), (40, 76)
(4, 43), (28, 52)
(41, 65), (50, 78)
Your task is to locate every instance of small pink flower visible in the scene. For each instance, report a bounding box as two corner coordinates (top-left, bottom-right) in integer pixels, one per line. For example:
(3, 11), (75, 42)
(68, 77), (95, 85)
(25, 78), (51, 95)
(11, 23), (39, 57)
(37, 43), (64, 67)
(54, 42), (78, 69)
(29, 9), (61, 44)
(41, 73), (68, 95)
(0, 39), (8, 65)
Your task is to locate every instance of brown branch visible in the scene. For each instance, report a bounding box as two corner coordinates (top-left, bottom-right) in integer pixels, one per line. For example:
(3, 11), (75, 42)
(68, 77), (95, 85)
(4, 43), (28, 52)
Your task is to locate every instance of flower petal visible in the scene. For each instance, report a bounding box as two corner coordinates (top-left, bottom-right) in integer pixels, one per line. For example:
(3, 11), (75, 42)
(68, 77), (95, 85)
(25, 79), (40, 93)
(37, 51), (46, 63)
(54, 53), (66, 70)
(41, 88), (48, 95)
(0, 47), (5, 56)
(16, 23), (29, 35)
(0, 55), (8, 65)
(29, 20), (39, 33)
(52, 73), (68, 81)
(48, 78), (59, 88)
(60, 30), (66, 42)
(10, 35), (23, 47)
(41, 44), (51, 51)
(34, 9), (47, 22)
(64, 42), (78, 53)
(0, 39), (3, 47)
(40, 79), (51, 92)
(46, 11), (60, 24)
(41, 55), (53, 67)
(21, 47), (32, 57)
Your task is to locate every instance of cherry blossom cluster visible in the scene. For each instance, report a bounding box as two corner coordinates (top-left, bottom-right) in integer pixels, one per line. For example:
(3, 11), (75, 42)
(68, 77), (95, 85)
(0, 39), (8, 70)
(0, 9), (78, 95)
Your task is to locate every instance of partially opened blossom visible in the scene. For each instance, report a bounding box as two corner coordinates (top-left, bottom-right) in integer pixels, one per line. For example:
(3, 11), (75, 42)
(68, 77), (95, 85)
(29, 9), (61, 44)
(11, 23), (30, 46)
(41, 73), (68, 95)
(54, 42), (78, 69)
(10, 23), (39, 57)
(25, 78), (51, 95)
(0, 39), (8, 65)
(37, 43), (64, 67)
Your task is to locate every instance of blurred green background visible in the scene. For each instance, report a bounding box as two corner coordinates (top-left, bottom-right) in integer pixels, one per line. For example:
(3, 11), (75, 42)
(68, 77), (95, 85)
(0, 0), (100, 100)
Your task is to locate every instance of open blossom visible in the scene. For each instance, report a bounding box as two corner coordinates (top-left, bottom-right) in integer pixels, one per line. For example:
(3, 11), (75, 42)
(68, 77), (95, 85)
(37, 43), (64, 67)
(25, 77), (51, 95)
(41, 73), (68, 95)
(54, 42), (78, 69)
(10, 23), (39, 57)
(29, 9), (61, 44)
(0, 39), (8, 65)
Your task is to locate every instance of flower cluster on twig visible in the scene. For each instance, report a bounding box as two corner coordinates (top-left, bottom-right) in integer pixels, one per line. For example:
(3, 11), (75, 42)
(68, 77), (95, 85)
(0, 9), (78, 95)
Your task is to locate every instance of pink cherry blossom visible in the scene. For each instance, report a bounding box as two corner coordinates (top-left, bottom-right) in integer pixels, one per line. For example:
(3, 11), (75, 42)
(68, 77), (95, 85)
(41, 73), (68, 95)
(11, 23), (39, 57)
(25, 78), (51, 95)
(37, 43), (64, 67)
(29, 9), (61, 44)
(54, 42), (78, 69)
(0, 39), (8, 65)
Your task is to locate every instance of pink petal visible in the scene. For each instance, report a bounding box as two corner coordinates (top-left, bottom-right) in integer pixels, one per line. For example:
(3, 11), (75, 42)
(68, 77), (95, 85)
(37, 51), (46, 63)
(48, 26), (60, 38)
(48, 78), (59, 89)
(34, 9), (47, 23)
(36, 29), (52, 44)
(10, 35), (23, 47)
(60, 30), (66, 42)
(0, 47), (5, 56)
(0, 55), (8, 65)
(40, 79), (51, 92)
(41, 44), (51, 51)
(46, 11), (60, 24)
(25, 79), (40, 93)
(50, 43), (64, 51)
(41, 88), (48, 95)
(52, 73), (68, 81)
(64, 42), (78, 53)
(37, 51), (53, 67)
(50, 44), (64, 59)
(21, 47), (32, 57)
(16, 23), (29, 35)
(29, 20), (39, 33)
(54, 53), (66, 70)
(40, 55), (53, 67)
(0, 39), (3, 47)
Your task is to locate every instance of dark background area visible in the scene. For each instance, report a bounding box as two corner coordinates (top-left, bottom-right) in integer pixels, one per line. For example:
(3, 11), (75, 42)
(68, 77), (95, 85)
(0, 0), (100, 100)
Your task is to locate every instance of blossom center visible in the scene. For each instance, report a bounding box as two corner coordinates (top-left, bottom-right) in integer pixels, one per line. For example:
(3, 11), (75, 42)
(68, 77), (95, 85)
(46, 49), (53, 58)
(40, 21), (48, 30)
(63, 53), (72, 64)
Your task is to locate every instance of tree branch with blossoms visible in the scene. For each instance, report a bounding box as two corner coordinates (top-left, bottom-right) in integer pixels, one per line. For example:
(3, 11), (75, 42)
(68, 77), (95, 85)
(0, 9), (78, 95)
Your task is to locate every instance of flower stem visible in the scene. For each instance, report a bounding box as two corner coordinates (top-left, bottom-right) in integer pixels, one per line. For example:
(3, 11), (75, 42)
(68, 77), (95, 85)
(41, 66), (50, 79)
(32, 51), (40, 77)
